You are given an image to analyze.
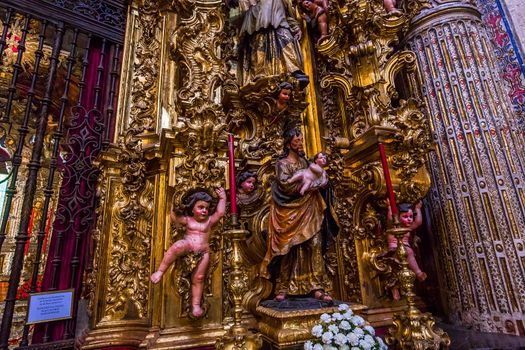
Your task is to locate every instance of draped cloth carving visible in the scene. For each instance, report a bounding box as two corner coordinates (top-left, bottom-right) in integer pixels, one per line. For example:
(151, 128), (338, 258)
(237, 0), (307, 87)
(261, 157), (331, 295)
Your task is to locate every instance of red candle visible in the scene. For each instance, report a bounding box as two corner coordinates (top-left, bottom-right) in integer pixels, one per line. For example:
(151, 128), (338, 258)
(378, 143), (398, 217)
(228, 134), (237, 214)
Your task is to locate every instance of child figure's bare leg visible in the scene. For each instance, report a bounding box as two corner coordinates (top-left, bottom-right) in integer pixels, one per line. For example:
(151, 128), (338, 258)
(406, 246), (427, 281)
(151, 240), (190, 283)
(191, 252), (210, 317)
(316, 16), (329, 44)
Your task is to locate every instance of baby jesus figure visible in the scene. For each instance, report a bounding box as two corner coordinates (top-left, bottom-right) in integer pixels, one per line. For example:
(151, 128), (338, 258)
(287, 152), (328, 196)
(150, 188), (226, 317)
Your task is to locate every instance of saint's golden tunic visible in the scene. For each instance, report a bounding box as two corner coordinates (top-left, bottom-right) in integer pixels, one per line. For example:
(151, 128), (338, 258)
(261, 157), (332, 295)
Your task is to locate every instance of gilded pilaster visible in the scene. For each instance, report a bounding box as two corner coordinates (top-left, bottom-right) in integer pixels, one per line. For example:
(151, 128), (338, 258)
(406, 0), (525, 334)
(82, 1), (163, 348)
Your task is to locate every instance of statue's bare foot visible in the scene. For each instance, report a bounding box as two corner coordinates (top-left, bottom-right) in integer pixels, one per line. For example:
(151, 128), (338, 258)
(416, 271), (427, 281)
(191, 304), (204, 317)
(313, 289), (333, 303)
(317, 35), (329, 45)
(274, 291), (287, 302)
(150, 271), (164, 284)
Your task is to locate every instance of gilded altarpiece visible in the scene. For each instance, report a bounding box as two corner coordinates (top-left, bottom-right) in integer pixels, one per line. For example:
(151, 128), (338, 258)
(83, 0), (447, 348)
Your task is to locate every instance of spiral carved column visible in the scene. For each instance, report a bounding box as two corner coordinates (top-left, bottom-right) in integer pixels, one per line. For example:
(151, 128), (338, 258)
(406, 0), (525, 335)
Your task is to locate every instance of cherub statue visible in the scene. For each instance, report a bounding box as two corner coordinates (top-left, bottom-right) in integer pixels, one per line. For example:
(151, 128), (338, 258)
(238, 171), (257, 196)
(236, 170), (259, 208)
(300, 0), (329, 44)
(387, 201), (426, 300)
(151, 188), (226, 317)
(274, 82), (293, 112)
(286, 152), (328, 196)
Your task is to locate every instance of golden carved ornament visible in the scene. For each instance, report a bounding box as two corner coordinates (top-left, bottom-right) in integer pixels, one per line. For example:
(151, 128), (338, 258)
(169, 0), (226, 113)
(99, 0), (162, 322)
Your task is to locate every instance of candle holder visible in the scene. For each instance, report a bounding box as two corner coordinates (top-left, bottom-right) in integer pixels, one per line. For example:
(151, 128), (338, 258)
(216, 214), (262, 350)
(385, 222), (451, 349)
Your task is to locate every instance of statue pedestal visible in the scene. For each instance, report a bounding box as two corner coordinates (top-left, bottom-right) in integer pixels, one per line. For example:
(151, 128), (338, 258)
(255, 300), (367, 349)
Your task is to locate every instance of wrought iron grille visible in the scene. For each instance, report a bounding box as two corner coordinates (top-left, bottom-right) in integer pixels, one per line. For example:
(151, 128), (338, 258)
(0, 3), (122, 349)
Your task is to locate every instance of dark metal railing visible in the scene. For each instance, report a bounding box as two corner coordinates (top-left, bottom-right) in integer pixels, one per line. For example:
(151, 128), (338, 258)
(0, 4), (122, 348)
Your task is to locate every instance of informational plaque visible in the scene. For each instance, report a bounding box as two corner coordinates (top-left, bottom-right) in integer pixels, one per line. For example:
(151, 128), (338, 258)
(26, 289), (74, 324)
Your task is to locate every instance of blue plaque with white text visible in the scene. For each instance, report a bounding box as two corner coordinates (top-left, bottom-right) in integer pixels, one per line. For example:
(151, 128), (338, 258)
(26, 289), (74, 324)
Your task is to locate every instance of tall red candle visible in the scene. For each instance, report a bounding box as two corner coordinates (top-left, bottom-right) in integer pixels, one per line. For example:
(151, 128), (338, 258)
(378, 143), (398, 217)
(228, 134), (237, 214)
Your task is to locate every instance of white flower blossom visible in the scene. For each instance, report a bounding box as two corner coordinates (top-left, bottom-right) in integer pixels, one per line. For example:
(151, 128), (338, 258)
(364, 325), (375, 336)
(322, 345), (337, 350)
(346, 333), (359, 346)
(312, 325), (324, 337)
(350, 315), (365, 326)
(338, 304), (350, 311)
(328, 324), (339, 334)
(343, 311), (353, 320)
(377, 337), (387, 349)
(320, 313), (332, 323)
(334, 333), (348, 346)
(353, 327), (364, 336)
(339, 320), (351, 330)
(321, 331), (334, 344)
(364, 334), (374, 344)
(309, 304), (382, 350)
(332, 312), (344, 321)
(359, 339), (373, 350)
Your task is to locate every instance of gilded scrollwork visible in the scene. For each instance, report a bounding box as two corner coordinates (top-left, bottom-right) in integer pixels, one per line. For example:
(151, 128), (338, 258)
(83, 164), (107, 317)
(103, 142), (153, 322)
(86, 0), (452, 345)
(101, 0), (161, 322)
(169, 0), (226, 114)
(314, 0), (435, 307)
(389, 99), (433, 203)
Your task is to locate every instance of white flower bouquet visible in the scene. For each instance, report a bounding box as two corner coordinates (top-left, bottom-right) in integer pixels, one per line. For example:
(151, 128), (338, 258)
(304, 304), (388, 350)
